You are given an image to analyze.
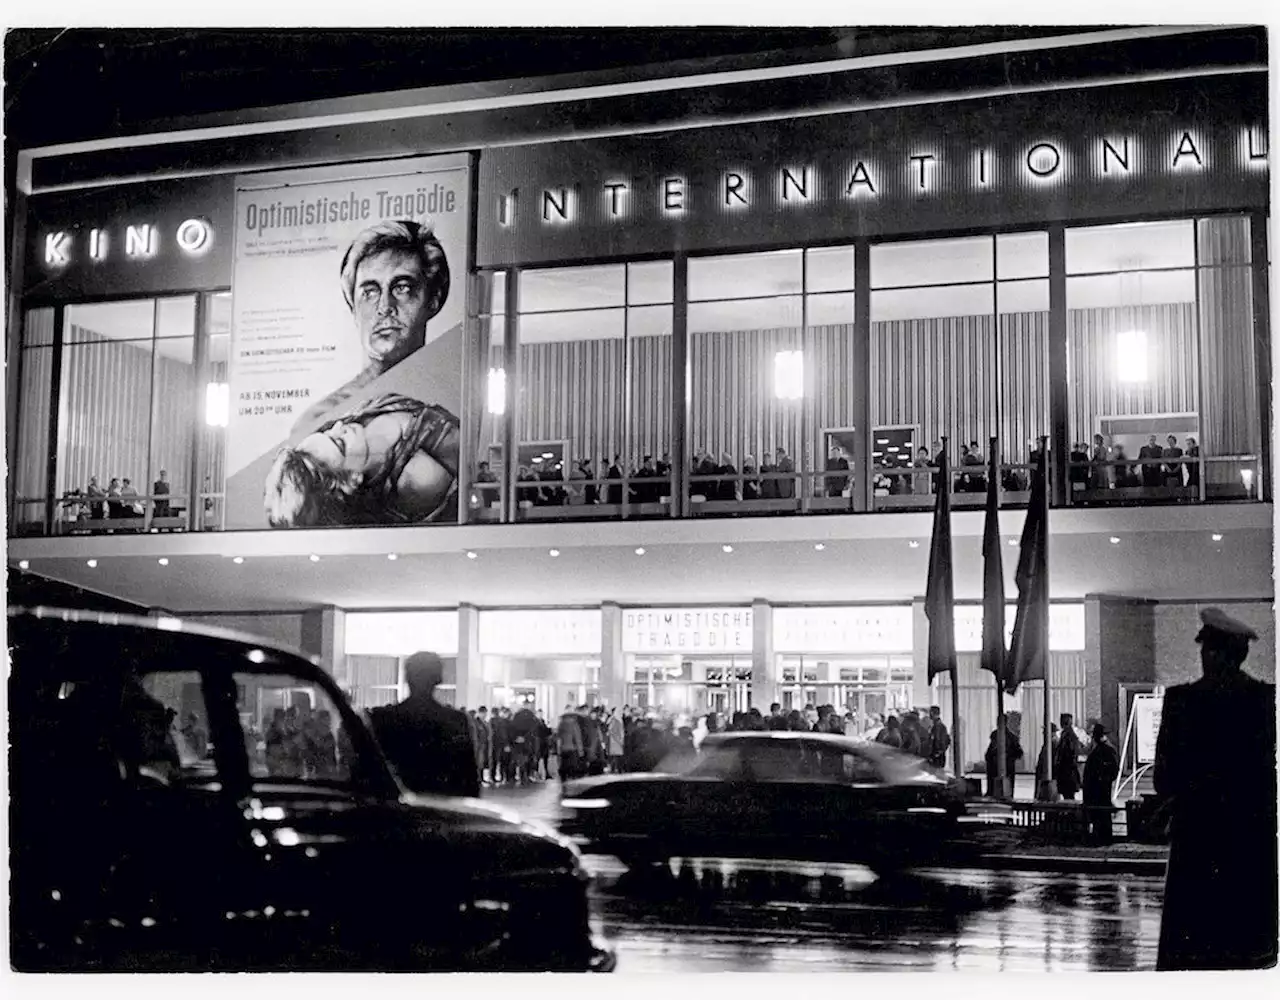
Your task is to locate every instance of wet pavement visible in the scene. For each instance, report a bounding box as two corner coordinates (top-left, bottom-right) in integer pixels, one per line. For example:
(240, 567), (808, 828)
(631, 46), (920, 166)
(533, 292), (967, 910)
(483, 780), (1165, 972)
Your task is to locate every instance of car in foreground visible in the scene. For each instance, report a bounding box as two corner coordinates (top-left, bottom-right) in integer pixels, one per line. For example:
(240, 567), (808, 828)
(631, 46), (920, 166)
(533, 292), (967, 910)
(8, 607), (614, 972)
(559, 731), (966, 870)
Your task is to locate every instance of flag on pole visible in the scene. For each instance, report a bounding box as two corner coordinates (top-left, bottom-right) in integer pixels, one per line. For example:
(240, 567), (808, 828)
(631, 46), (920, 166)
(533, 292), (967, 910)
(925, 441), (956, 683)
(1006, 443), (1049, 695)
(980, 438), (1007, 680)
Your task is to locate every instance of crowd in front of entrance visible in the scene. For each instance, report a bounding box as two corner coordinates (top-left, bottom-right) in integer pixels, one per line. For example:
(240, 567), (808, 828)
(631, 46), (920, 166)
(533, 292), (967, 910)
(458, 701), (957, 784)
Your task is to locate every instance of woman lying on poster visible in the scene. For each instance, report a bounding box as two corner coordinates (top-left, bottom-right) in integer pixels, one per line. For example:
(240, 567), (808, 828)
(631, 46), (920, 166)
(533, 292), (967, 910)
(264, 392), (459, 527)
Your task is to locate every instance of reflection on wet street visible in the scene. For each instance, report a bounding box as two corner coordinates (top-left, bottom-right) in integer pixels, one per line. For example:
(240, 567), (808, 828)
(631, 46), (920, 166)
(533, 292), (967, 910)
(486, 783), (1164, 972)
(585, 856), (1163, 972)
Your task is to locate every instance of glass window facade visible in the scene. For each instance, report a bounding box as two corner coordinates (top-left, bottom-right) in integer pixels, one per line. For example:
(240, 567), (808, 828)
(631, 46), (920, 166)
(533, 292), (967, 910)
(9, 216), (1269, 535)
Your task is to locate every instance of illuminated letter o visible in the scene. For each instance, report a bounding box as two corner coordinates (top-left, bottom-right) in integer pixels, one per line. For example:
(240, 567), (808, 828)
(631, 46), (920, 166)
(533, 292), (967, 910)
(176, 218), (211, 254)
(1026, 143), (1062, 178)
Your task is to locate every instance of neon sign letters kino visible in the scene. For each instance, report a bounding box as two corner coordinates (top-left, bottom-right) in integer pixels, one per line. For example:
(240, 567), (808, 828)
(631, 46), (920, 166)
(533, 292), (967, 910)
(503, 127), (1269, 227)
(42, 218), (214, 268)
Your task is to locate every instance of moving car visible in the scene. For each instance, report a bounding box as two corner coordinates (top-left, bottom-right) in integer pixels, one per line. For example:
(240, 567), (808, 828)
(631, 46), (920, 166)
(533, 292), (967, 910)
(559, 731), (966, 870)
(8, 607), (614, 972)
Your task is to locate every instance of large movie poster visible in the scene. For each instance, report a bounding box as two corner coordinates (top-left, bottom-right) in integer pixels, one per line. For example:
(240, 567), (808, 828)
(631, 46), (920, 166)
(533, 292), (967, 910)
(225, 155), (470, 529)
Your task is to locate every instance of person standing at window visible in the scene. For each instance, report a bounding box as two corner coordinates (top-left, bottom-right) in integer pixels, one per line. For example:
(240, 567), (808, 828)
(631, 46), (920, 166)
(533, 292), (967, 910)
(1185, 437), (1201, 490)
(120, 478), (142, 516)
(716, 452), (738, 501)
(1139, 434), (1163, 489)
(1162, 434), (1185, 488)
(1090, 434), (1111, 490)
(825, 444), (850, 497)
(106, 478), (125, 519)
(152, 469), (171, 518)
(86, 476), (107, 520)
(775, 447), (795, 499)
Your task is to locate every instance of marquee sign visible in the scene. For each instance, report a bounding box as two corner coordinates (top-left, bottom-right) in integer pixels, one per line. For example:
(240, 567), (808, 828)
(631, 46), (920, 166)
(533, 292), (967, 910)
(478, 609), (602, 656)
(623, 608), (753, 654)
(952, 603), (1086, 652)
(773, 607), (913, 654)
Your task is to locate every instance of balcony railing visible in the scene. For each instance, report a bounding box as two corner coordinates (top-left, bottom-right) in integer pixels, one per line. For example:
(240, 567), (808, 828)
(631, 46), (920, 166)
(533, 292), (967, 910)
(11, 454), (1264, 537)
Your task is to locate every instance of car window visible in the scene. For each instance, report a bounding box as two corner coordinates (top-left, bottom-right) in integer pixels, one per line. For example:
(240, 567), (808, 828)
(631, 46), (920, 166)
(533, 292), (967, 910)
(842, 749), (883, 783)
(688, 744), (744, 779)
(739, 740), (805, 782)
(235, 672), (356, 784)
(133, 670), (217, 782)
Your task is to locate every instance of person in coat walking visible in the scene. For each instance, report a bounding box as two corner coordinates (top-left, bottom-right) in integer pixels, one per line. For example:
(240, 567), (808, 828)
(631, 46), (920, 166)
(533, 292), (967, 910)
(1082, 723), (1119, 844)
(1054, 713), (1083, 800)
(557, 705), (584, 781)
(1154, 608), (1277, 971)
(926, 706), (951, 769)
(606, 709), (626, 773)
(984, 723), (1022, 798)
(368, 651), (478, 798)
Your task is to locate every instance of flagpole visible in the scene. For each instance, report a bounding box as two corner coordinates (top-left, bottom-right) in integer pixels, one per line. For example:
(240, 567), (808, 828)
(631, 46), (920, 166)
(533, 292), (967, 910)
(990, 439), (1008, 800)
(1037, 437), (1058, 802)
(945, 440), (961, 776)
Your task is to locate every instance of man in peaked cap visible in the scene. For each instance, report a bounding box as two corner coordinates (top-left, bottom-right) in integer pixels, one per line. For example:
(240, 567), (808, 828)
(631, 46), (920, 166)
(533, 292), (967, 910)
(1154, 608), (1276, 970)
(369, 650), (477, 799)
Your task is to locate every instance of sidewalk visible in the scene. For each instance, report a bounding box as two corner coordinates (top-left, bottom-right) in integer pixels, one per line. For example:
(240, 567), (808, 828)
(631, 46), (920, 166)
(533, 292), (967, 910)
(957, 795), (1170, 876)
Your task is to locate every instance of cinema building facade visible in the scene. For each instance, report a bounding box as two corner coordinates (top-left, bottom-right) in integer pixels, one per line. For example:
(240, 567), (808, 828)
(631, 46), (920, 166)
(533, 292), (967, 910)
(6, 27), (1272, 771)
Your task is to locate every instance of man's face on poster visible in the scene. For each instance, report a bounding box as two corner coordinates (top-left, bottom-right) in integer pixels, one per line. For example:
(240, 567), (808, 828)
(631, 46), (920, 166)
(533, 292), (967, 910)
(353, 249), (431, 369)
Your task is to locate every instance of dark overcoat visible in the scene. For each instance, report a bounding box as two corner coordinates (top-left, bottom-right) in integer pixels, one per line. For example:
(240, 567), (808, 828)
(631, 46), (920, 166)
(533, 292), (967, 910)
(1154, 671), (1277, 970)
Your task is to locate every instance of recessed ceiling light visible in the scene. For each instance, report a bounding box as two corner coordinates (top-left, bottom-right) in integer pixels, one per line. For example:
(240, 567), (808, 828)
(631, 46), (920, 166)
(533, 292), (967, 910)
(1109, 536), (1121, 544)
(158, 558), (169, 566)
(908, 541), (920, 549)
(1211, 533), (1224, 542)
(18, 560), (29, 570)
(722, 544), (734, 553)
(635, 547), (645, 555)
(549, 549), (560, 557)
(233, 556), (244, 564)
(86, 559), (98, 568)
(814, 543), (825, 551)
(387, 553), (398, 561)
(466, 551), (478, 560)
(309, 554), (320, 562)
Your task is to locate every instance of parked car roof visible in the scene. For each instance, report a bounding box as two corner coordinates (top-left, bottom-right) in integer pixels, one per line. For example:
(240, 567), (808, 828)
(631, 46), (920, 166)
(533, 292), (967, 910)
(8, 605), (322, 668)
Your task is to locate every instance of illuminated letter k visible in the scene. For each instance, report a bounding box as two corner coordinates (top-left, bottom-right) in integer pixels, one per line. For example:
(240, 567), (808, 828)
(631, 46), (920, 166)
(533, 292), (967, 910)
(45, 231), (70, 266)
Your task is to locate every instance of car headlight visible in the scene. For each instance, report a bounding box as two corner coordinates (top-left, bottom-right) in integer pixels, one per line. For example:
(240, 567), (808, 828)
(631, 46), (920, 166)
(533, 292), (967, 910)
(560, 798), (611, 810)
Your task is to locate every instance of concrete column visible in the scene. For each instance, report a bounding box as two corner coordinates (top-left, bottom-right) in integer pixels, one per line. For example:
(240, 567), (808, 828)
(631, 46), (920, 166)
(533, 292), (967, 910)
(1083, 595), (1104, 729)
(600, 602), (627, 709)
(1091, 594), (1157, 738)
(751, 599), (774, 709)
(301, 606), (346, 686)
(456, 603), (484, 708)
(910, 598), (931, 709)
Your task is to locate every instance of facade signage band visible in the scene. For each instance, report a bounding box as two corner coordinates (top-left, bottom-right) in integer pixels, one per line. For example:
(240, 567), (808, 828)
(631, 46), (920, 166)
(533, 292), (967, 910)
(344, 611), (460, 658)
(478, 609), (603, 657)
(952, 603), (1086, 653)
(496, 128), (1269, 234)
(773, 607), (913, 654)
(623, 608), (753, 654)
